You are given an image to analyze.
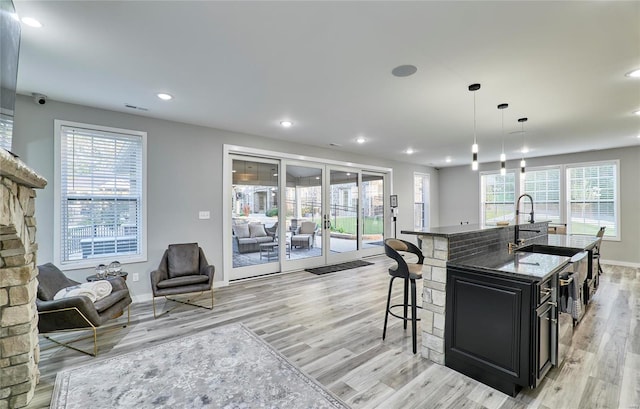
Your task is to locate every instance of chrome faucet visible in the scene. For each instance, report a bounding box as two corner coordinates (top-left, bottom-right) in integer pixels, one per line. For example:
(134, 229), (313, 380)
(509, 194), (538, 253)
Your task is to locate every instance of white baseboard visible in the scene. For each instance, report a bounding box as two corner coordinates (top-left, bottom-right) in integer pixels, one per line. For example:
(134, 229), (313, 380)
(601, 259), (640, 268)
(130, 281), (228, 305)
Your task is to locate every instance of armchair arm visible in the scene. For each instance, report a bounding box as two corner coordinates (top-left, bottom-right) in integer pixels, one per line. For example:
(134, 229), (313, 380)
(37, 297), (101, 331)
(150, 268), (168, 294)
(198, 247), (215, 285)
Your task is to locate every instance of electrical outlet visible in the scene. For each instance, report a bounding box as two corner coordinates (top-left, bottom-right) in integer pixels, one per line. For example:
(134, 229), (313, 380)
(132, 273), (139, 282)
(199, 211), (210, 219)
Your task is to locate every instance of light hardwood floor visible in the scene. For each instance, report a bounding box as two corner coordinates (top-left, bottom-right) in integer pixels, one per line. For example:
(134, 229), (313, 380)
(27, 256), (639, 409)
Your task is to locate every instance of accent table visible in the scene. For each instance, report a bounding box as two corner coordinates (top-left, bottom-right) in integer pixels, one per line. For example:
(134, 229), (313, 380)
(86, 271), (129, 282)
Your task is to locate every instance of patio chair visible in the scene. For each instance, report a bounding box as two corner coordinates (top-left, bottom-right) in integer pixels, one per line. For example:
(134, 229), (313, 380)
(291, 221), (318, 249)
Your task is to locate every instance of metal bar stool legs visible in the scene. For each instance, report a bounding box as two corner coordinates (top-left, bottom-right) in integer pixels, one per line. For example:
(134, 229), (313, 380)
(382, 275), (421, 354)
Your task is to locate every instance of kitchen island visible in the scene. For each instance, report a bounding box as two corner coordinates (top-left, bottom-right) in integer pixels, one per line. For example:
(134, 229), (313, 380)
(401, 223), (600, 395)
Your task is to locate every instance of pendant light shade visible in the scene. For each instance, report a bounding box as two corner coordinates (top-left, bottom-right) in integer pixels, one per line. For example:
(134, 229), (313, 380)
(498, 103), (508, 176)
(469, 83), (481, 171)
(518, 117), (528, 175)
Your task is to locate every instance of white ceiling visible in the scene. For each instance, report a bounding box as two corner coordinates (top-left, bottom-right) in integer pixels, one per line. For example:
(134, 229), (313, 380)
(14, 1), (640, 168)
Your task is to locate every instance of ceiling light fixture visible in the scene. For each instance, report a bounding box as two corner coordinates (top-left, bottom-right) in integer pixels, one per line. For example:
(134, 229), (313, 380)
(280, 120), (293, 128)
(626, 69), (640, 78)
(157, 93), (173, 101)
(634, 110), (640, 116)
(21, 17), (42, 28)
(356, 136), (366, 144)
(518, 117), (528, 175)
(498, 103), (509, 176)
(469, 83), (481, 171)
(445, 157), (452, 163)
(406, 148), (414, 155)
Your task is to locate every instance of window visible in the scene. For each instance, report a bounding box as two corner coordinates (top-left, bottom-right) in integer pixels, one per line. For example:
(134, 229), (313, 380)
(567, 161), (618, 238)
(481, 171), (516, 224)
(521, 167), (561, 222)
(413, 173), (430, 229)
(0, 116), (12, 151)
(55, 120), (146, 267)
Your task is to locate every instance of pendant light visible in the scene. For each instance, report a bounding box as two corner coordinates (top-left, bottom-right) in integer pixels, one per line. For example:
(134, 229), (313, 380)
(498, 103), (508, 175)
(518, 117), (528, 175)
(469, 83), (481, 171)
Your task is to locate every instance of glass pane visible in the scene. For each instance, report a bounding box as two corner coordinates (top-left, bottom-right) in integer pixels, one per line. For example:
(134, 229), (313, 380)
(567, 163), (617, 237)
(362, 174), (384, 249)
(285, 165), (322, 260)
(231, 158), (279, 268)
(330, 170), (358, 253)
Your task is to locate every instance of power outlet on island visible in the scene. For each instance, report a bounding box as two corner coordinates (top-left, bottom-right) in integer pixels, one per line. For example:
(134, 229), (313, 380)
(132, 273), (139, 282)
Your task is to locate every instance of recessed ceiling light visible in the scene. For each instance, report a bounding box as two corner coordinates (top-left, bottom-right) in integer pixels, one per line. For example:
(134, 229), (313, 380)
(346, 172), (351, 176)
(626, 69), (640, 78)
(356, 136), (366, 144)
(157, 93), (173, 101)
(445, 157), (452, 163)
(21, 17), (42, 28)
(521, 147), (530, 154)
(392, 65), (418, 77)
(634, 110), (640, 116)
(315, 176), (320, 180)
(405, 148), (414, 155)
(280, 121), (293, 128)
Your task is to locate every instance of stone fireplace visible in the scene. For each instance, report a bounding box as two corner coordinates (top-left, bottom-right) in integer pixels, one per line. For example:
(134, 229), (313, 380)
(0, 149), (47, 409)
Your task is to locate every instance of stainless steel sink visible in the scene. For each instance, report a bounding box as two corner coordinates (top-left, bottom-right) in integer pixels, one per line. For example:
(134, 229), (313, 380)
(515, 244), (581, 258)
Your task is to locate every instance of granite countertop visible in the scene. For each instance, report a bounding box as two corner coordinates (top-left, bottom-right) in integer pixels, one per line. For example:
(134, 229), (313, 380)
(546, 234), (600, 250)
(448, 250), (570, 281)
(401, 223), (502, 237)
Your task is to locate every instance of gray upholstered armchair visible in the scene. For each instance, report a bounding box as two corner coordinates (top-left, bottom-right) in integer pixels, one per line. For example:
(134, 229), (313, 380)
(36, 262), (132, 356)
(150, 243), (215, 318)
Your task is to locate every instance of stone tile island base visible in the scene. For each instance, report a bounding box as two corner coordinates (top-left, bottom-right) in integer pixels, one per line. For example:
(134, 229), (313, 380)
(0, 149), (47, 409)
(418, 235), (448, 364)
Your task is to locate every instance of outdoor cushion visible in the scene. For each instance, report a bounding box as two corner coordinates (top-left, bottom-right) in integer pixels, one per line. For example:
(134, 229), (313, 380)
(232, 224), (250, 239)
(249, 223), (267, 237)
(167, 243), (199, 278)
(255, 236), (273, 243)
(299, 222), (316, 234)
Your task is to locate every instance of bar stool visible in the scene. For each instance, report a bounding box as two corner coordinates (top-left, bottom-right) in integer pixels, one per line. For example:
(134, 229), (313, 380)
(383, 238), (423, 354)
(594, 226), (606, 275)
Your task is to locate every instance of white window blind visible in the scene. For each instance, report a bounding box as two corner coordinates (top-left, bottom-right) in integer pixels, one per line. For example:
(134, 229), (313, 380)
(567, 162), (618, 238)
(481, 171), (516, 224)
(522, 168), (561, 222)
(0, 115), (12, 151)
(58, 123), (145, 265)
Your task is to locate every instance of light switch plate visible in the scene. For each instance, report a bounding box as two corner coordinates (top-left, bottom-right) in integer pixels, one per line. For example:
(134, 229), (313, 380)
(199, 211), (211, 219)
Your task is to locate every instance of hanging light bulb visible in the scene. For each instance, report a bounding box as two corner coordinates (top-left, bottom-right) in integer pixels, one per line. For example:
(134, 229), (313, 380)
(498, 103), (508, 175)
(469, 83), (481, 171)
(518, 117), (528, 175)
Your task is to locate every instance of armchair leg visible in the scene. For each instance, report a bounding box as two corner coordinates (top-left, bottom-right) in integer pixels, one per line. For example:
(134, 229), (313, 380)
(41, 326), (98, 357)
(153, 288), (214, 319)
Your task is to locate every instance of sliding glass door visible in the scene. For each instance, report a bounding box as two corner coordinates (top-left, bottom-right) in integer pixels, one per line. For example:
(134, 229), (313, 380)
(227, 152), (387, 280)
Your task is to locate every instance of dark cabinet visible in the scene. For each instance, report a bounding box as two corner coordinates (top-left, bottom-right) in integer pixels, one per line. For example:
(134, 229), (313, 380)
(445, 266), (558, 396)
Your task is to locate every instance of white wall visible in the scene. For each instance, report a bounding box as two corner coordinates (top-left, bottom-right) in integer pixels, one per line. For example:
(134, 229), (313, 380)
(12, 94), (438, 300)
(438, 146), (640, 265)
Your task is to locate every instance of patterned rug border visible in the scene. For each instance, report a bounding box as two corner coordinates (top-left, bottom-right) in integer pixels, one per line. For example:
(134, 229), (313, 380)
(51, 322), (349, 409)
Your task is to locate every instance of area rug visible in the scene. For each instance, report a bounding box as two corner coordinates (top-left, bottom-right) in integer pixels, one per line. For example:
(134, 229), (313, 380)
(51, 323), (349, 409)
(305, 260), (374, 275)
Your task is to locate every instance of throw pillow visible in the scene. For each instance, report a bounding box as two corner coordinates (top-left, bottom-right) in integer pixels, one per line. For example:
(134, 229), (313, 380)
(249, 223), (267, 238)
(233, 224), (250, 239)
